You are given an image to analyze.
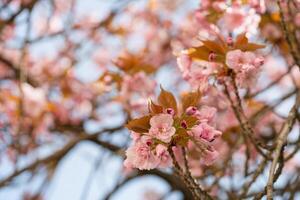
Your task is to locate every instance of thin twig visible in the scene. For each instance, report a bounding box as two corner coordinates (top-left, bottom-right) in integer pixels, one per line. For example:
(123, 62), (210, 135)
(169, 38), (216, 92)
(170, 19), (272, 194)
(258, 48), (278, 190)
(266, 91), (300, 200)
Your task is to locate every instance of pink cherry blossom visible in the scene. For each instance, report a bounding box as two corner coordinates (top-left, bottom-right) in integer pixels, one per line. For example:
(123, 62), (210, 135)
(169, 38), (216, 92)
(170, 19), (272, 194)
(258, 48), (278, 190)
(226, 49), (256, 71)
(124, 136), (159, 170)
(148, 114), (176, 143)
(226, 49), (264, 87)
(190, 123), (222, 142)
(194, 106), (217, 124)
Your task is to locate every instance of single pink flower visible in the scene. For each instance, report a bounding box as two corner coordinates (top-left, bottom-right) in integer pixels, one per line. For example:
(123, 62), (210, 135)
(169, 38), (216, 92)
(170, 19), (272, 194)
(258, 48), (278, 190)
(191, 123), (222, 142)
(156, 144), (172, 168)
(124, 136), (158, 170)
(226, 50), (264, 88)
(149, 114), (176, 143)
(226, 49), (244, 71)
(226, 50), (256, 71)
(195, 106), (217, 124)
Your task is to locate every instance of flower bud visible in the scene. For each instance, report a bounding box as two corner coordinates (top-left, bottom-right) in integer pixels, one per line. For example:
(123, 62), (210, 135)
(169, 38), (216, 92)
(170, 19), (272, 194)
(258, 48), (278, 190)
(186, 106), (197, 115)
(166, 108), (175, 116)
(181, 120), (188, 129)
(208, 51), (217, 62)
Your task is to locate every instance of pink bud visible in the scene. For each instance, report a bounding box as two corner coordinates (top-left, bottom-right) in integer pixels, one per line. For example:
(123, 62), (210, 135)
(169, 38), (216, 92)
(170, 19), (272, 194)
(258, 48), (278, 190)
(186, 106), (197, 115)
(146, 140), (152, 146)
(166, 108), (175, 115)
(208, 51), (216, 62)
(181, 120), (187, 129)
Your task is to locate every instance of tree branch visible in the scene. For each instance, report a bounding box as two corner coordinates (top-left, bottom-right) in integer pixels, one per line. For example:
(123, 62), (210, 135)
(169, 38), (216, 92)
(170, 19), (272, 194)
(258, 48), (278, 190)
(266, 91), (300, 199)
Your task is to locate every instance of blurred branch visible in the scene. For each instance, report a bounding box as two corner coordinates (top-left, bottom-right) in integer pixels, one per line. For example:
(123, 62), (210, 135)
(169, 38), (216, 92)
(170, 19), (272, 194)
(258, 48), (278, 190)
(103, 169), (194, 200)
(246, 66), (293, 99)
(0, 54), (38, 87)
(0, 126), (123, 188)
(0, 0), (38, 30)
(277, 0), (300, 68)
(223, 80), (270, 158)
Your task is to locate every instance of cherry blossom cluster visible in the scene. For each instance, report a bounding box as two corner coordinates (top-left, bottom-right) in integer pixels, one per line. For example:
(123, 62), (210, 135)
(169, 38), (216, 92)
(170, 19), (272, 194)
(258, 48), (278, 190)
(124, 88), (222, 170)
(226, 49), (264, 87)
(177, 33), (265, 92)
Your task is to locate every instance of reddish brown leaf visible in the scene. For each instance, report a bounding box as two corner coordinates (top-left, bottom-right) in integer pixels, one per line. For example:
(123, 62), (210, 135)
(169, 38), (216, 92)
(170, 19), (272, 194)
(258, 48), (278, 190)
(114, 54), (156, 75)
(126, 115), (151, 133)
(187, 46), (211, 61)
(235, 33), (248, 46)
(236, 43), (265, 51)
(181, 90), (201, 111)
(158, 87), (177, 113)
(148, 99), (163, 114)
(202, 40), (226, 54)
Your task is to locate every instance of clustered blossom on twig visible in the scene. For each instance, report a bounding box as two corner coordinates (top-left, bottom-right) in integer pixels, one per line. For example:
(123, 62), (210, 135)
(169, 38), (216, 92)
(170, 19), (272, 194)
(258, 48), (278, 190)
(124, 88), (222, 171)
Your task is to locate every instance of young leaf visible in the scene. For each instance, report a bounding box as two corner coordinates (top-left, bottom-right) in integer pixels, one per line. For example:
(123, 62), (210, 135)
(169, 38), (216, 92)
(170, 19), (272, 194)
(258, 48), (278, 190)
(181, 90), (201, 111)
(148, 99), (163, 114)
(187, 46), (211, 61)
(202, 40), (226, 54)
(234, 33), (265, 51)
(236, 43), (265, 51)
(126, 115), (151, 133)
(158, 87), (178, 113)
(114, 54), (156, 75)
(235, 33), (248, 46)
